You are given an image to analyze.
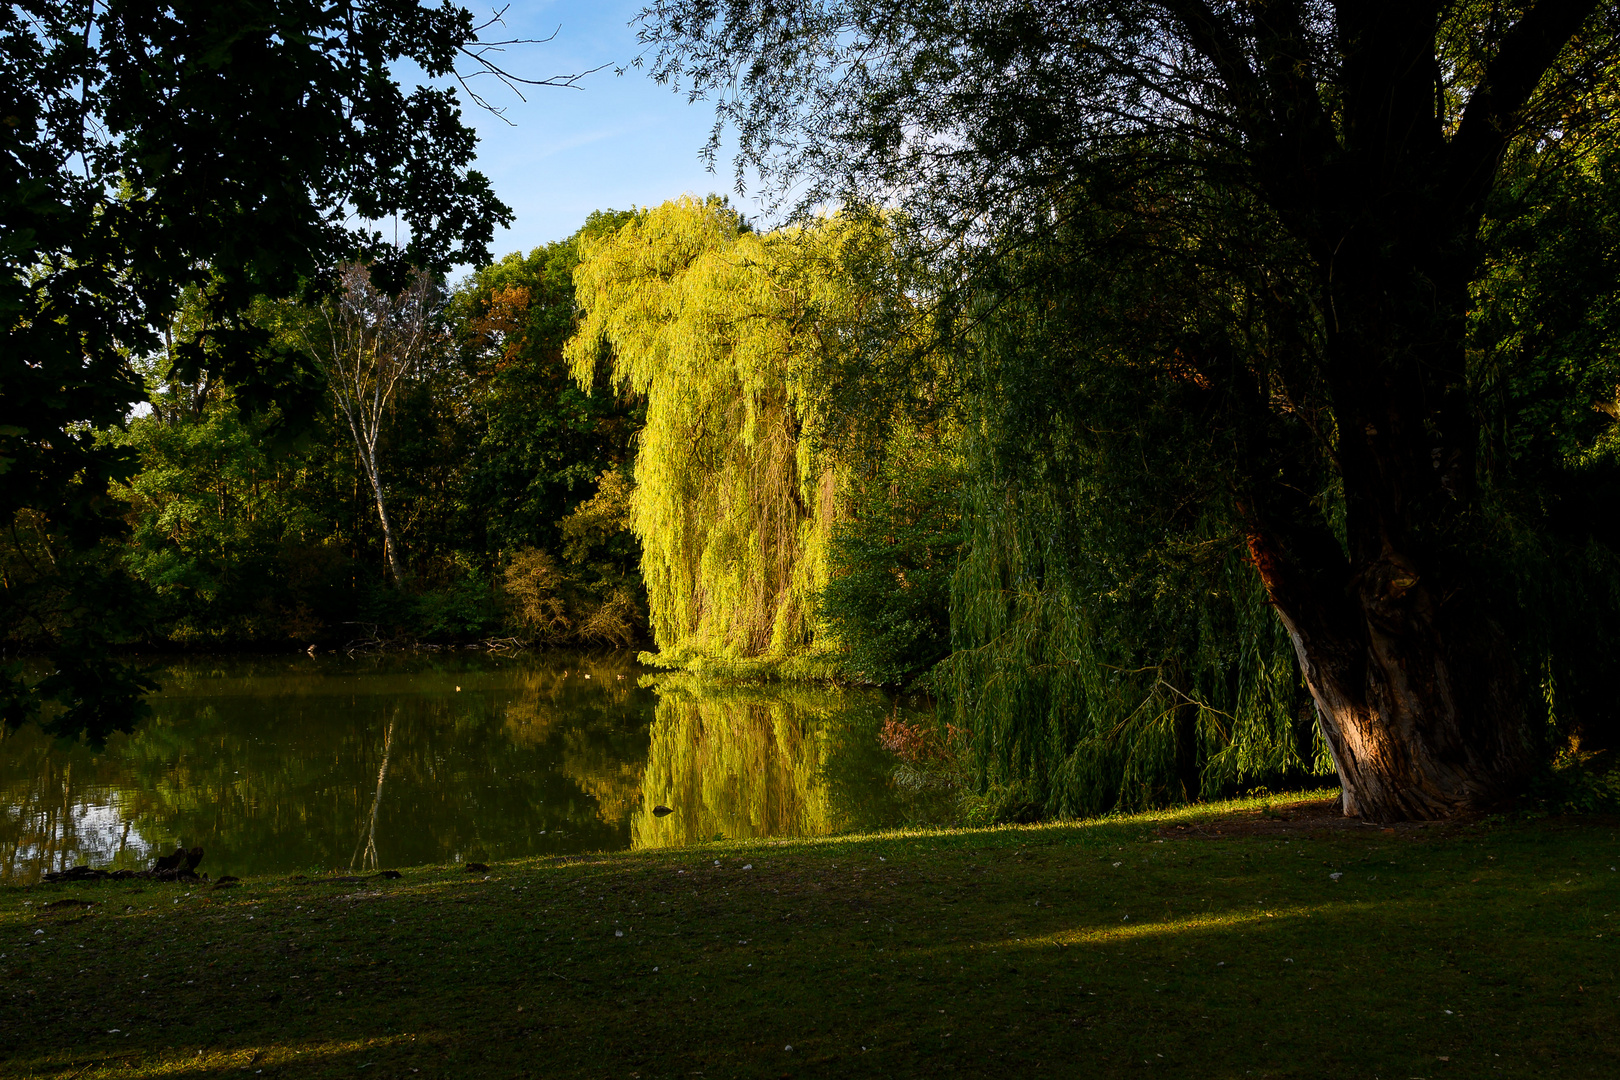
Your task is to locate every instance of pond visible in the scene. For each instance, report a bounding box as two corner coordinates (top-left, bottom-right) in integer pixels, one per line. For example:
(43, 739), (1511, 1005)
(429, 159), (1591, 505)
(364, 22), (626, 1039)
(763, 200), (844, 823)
(0, 652), (950, 885)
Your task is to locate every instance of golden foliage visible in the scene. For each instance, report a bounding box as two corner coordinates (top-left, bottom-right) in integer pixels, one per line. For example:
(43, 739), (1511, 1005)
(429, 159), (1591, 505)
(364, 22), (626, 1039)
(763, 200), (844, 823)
(578, 587), (640, 649)
(559, 469), (635, 565)
(566, 197), (908, 664)
(502, 548), (571, 639)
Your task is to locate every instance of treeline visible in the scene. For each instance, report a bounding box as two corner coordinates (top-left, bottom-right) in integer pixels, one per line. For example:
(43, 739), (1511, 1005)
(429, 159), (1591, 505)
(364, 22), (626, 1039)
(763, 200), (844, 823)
(5, 212), (647, 655)
(570, 196), (1323, 813)
(11, 0), (1620, 821)
(11, 158), (1620, 816)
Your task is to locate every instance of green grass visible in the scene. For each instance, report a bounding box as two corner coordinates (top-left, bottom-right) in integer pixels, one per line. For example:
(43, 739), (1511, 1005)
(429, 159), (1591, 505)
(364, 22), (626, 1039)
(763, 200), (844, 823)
(2, 792), (1617, 1078)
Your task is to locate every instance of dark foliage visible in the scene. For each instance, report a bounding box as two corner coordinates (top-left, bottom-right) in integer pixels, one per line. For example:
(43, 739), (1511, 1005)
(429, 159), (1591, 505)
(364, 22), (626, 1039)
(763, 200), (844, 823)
(3, 0), (515, 737)
(819, 433), (963, 686)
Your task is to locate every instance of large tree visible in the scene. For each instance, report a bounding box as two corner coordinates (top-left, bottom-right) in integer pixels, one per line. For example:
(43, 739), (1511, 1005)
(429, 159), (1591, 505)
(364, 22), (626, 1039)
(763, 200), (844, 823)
(638, 0), (1620, 818)
(2, 0), (554, 737)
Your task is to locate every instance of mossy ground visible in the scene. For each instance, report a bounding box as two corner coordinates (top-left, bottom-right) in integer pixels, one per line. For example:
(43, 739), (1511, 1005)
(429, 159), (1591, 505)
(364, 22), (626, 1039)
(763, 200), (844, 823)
(2, 793), (1616, 1079)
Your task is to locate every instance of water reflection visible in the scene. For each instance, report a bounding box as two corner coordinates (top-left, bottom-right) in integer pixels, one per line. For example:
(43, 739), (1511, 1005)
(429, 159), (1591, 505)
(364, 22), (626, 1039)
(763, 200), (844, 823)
(632, 677), (923, 847)
(0, 653), (940, 884)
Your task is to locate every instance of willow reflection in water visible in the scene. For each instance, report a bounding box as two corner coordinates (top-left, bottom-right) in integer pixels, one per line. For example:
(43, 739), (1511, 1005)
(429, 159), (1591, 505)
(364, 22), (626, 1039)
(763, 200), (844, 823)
(0, 654), (937, 884)
(631, 676), (935, 849)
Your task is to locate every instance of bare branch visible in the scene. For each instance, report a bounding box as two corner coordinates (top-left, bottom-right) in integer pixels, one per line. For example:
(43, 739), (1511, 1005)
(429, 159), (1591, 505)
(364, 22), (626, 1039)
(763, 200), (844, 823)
(453, 8), (610, 122)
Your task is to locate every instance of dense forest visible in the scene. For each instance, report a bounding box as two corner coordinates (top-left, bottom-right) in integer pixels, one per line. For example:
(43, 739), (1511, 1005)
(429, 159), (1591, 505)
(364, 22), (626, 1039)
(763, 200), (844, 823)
(6, 0), (1620, 823)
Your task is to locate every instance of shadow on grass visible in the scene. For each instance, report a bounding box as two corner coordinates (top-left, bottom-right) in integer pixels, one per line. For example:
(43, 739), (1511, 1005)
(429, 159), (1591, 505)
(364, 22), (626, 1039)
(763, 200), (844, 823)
(2, 796), (1616, 1079)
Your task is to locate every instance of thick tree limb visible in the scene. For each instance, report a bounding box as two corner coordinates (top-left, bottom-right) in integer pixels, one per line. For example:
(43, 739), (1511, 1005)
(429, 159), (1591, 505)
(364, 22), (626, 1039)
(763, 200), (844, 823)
(1445, 0), (1602, 214)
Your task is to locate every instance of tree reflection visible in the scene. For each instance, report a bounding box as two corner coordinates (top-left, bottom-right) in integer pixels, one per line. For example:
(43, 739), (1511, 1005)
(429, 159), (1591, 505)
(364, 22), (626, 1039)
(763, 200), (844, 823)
(0, 727), (150, 880)
(1, 653), (655, 882)
(1, 653), (935, 883)
(631, 677), (942, 848)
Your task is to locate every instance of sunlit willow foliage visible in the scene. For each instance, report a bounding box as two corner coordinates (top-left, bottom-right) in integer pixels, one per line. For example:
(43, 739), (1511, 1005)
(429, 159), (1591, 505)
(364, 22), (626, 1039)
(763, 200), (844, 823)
(566, 197), (924, 672)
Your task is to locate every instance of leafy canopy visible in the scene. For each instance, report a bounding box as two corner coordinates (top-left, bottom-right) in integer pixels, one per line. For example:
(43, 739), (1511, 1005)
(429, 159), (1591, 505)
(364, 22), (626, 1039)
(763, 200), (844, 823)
(3, 0), (518, 738)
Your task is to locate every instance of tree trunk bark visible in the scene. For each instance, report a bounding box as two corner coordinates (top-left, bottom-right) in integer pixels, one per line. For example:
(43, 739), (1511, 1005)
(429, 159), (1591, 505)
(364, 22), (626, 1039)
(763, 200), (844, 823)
(361, 450), (407, 585)
(1236, 255), (1535, 821)
(1249, 533), (1531, 821)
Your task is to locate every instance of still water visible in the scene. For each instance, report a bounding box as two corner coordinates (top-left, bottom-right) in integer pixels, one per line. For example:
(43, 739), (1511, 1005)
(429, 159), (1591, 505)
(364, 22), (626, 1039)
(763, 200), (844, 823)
(0, 652), (943, 884)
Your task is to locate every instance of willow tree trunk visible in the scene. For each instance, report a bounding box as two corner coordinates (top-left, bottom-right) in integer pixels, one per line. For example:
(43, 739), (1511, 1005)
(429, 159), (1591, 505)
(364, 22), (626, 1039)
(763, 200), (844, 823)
(1248, 528), (1530, 821)
(1210, 0), (1594, 821)
(1240, 239), (1534, 822)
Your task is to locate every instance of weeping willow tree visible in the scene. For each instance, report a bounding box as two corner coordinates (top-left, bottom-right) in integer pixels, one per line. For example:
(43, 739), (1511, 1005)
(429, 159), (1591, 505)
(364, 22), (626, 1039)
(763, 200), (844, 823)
(932, 203), (1337, 817)
(566, 197), (917, 670)
(944, 478), (1333, 817)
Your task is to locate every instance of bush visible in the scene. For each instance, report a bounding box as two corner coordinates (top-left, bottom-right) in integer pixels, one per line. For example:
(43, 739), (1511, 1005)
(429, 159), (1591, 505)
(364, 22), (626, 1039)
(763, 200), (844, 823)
(498, 468), (649, 646)
(503, 548), (572, 639)
(959, 782), (1045, 826)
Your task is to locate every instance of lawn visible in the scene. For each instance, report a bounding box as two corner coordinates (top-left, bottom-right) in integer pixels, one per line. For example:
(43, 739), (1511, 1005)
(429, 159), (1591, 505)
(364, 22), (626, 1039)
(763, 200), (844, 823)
(2, 793), (1616, 1078)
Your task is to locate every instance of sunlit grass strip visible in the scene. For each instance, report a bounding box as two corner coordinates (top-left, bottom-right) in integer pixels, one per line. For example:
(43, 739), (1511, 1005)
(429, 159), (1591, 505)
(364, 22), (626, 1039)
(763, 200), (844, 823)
(1008, 903), (1356, 950)
(9, 1034), (428, 1079)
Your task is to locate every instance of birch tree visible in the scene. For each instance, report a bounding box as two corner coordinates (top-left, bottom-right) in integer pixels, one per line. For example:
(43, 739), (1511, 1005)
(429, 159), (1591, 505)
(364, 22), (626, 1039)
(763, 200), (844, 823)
(304, 262), (441, 585)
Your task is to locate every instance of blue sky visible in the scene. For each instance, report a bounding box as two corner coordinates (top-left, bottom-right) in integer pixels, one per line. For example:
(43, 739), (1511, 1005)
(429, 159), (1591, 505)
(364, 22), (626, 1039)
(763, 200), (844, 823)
(449, 1), (753, 264)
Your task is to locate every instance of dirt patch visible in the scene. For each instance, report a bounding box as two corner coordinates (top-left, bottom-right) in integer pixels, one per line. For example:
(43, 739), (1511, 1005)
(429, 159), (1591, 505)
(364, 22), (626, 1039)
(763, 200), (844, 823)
(1157, 796), (1468, 839)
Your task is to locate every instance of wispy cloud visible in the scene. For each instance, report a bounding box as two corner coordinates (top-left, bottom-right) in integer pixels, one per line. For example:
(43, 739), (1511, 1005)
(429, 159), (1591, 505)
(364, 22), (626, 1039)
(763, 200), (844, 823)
(528, 121), (648, 160)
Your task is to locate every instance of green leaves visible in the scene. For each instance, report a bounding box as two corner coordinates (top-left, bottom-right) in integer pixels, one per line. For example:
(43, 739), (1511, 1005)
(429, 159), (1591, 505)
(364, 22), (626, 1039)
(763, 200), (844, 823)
(819, 429), (964, 687)
(3, 0), (514, 737)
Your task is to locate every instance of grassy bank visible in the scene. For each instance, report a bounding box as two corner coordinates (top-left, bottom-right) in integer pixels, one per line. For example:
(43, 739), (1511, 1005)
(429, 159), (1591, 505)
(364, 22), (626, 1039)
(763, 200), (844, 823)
(2, 794), (1616, 1079)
